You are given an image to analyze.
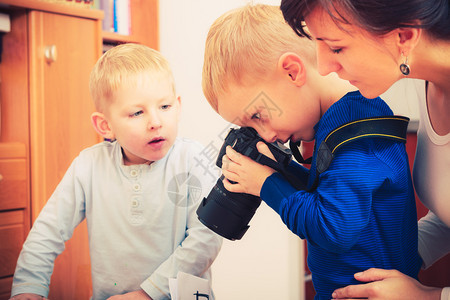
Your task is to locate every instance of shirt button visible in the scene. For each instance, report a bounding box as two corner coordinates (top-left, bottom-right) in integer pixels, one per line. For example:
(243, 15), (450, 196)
(130, 169), (138, 177)
(131, 199), (140, 208)
(133, 183), (141, 192)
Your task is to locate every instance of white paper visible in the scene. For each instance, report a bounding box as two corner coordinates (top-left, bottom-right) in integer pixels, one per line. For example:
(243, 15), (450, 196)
(169, 277), (179, 300)
(169, 271), (211, 300)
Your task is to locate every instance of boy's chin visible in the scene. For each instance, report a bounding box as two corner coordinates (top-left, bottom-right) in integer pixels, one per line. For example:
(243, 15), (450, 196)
(146, 150), (170, 164)
(288, 135), (301, 144)
(146, 141), (175, 163)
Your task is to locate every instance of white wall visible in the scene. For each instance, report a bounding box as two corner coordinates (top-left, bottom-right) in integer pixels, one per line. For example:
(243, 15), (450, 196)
(159, 1), (304, 299)
(381, 78), (421, 131)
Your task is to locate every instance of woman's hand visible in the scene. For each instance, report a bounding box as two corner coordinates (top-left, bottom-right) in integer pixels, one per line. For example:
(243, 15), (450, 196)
(221, 142), (276, 197)
(332, 268), (442, 300)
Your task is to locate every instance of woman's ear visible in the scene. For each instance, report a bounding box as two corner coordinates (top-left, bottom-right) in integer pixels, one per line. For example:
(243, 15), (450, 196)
(396, 27), (421, 56)
(278, 52), (307, 87)
(91, 112), (115, 140)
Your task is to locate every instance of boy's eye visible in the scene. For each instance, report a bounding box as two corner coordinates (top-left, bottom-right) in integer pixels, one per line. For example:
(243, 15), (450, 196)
(161, 104), (171, 110)
(131, 110), (143, 117)
(251, 112), (261, 120)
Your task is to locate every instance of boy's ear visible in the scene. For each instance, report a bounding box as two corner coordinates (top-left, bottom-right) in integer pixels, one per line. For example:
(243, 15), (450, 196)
(176, 95), (181, 109)
(395, 27), (421, 56)
(278, 52), (307, 87)
(91, 112), (115, 140)
(175, 95), (182, 120)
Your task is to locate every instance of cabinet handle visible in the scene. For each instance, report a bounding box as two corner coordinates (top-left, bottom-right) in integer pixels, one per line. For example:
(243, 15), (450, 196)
(0, 174), (3, 182)
(44, 45), (57, 63)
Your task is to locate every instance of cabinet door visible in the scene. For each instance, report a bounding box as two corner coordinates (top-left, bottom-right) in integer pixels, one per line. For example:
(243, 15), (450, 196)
(28, 11), (101, 299)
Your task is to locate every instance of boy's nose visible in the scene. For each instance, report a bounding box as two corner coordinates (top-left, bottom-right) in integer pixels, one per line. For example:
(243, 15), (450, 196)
(255, 127), (277, 143)
(148, 111), (162, 130)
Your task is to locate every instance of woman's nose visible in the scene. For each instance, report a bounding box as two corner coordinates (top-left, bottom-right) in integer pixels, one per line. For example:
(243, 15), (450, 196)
(316, 43), (341, 76)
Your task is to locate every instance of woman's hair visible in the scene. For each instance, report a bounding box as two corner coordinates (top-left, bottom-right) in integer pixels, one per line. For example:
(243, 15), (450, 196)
(280, 0), (450, 41)
(89, 43), (175, 112)
(202, 4), (316, 112)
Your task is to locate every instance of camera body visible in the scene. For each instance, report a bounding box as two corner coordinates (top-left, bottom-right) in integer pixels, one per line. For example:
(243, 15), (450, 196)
(196, 127), (293, 240)
(215, 127), (292, 169)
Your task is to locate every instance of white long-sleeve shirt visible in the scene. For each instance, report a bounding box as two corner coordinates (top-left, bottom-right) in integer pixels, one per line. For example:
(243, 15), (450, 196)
(12, 138), (222, 300)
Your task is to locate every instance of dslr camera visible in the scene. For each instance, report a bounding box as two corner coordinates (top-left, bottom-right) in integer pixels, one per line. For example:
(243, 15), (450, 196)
(196, 127), (301, 240)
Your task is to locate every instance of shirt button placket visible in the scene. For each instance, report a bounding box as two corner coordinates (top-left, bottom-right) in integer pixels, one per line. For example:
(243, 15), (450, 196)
(129, 167), (144, 225)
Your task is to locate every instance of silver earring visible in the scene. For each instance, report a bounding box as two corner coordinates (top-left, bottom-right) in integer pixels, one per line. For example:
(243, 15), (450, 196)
(399, 53), (410, 76)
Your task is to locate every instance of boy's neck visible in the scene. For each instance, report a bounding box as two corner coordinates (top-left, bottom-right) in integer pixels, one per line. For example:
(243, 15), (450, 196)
(121, 148), (154, 166)
(314, 71), (356, 117)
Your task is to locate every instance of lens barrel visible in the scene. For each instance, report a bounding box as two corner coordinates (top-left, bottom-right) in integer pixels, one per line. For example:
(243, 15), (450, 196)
(196, 177), (261, 240)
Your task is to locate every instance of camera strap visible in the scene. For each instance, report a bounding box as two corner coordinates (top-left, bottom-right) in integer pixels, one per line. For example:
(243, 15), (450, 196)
(253, 151), (309, 190)
(290, 116), (410, 191)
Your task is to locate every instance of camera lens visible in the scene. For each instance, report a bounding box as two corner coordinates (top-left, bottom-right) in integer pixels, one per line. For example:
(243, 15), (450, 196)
(196, 176), (261, 240)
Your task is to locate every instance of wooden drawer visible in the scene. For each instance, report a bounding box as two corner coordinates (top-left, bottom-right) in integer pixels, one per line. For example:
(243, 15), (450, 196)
(0, 143), (27, 211)
(0, 210), (25, 278)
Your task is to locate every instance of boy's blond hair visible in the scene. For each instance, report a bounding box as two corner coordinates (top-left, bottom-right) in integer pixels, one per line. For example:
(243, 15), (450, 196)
(90, 43), (175, 112)
(202, 4), (316, 112)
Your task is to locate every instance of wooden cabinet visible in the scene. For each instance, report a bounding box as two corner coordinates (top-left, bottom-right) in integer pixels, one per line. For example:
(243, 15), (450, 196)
(0, 2), (102, 299)
(0, 1), (159, 298)
(27, 9), (102, 219)
(28, 10), (102, 300)
(0, 144), (29, 300)
(0, 8), (32, 300)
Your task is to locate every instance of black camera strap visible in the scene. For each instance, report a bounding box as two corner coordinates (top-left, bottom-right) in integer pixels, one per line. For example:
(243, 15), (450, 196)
(253, 151), (309, 190)
(290, 116), (410, 191)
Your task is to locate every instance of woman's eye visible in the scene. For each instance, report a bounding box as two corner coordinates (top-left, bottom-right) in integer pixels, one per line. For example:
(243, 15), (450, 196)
(331, 48), (342, 54)
(131, 110), (143, 117)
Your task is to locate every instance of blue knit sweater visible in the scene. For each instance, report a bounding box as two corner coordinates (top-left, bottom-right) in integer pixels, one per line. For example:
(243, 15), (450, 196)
(261, 91), (421, 299)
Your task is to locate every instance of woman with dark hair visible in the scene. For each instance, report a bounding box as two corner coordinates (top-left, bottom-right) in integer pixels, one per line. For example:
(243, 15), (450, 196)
(280, 0), (450, 299)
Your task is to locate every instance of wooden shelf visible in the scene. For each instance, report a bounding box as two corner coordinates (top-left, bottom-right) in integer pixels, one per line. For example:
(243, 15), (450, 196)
(0, 0), (158, 48)
(0, 0), (103, 19)
(102, 31), (139, 44)
(100, 0), (159, 49)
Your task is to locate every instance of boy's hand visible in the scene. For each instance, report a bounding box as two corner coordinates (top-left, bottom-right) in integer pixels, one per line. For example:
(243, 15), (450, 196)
(221, 142), (276, 197)
(107, 289), (152, 300)
(10, 294), (48, 300)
